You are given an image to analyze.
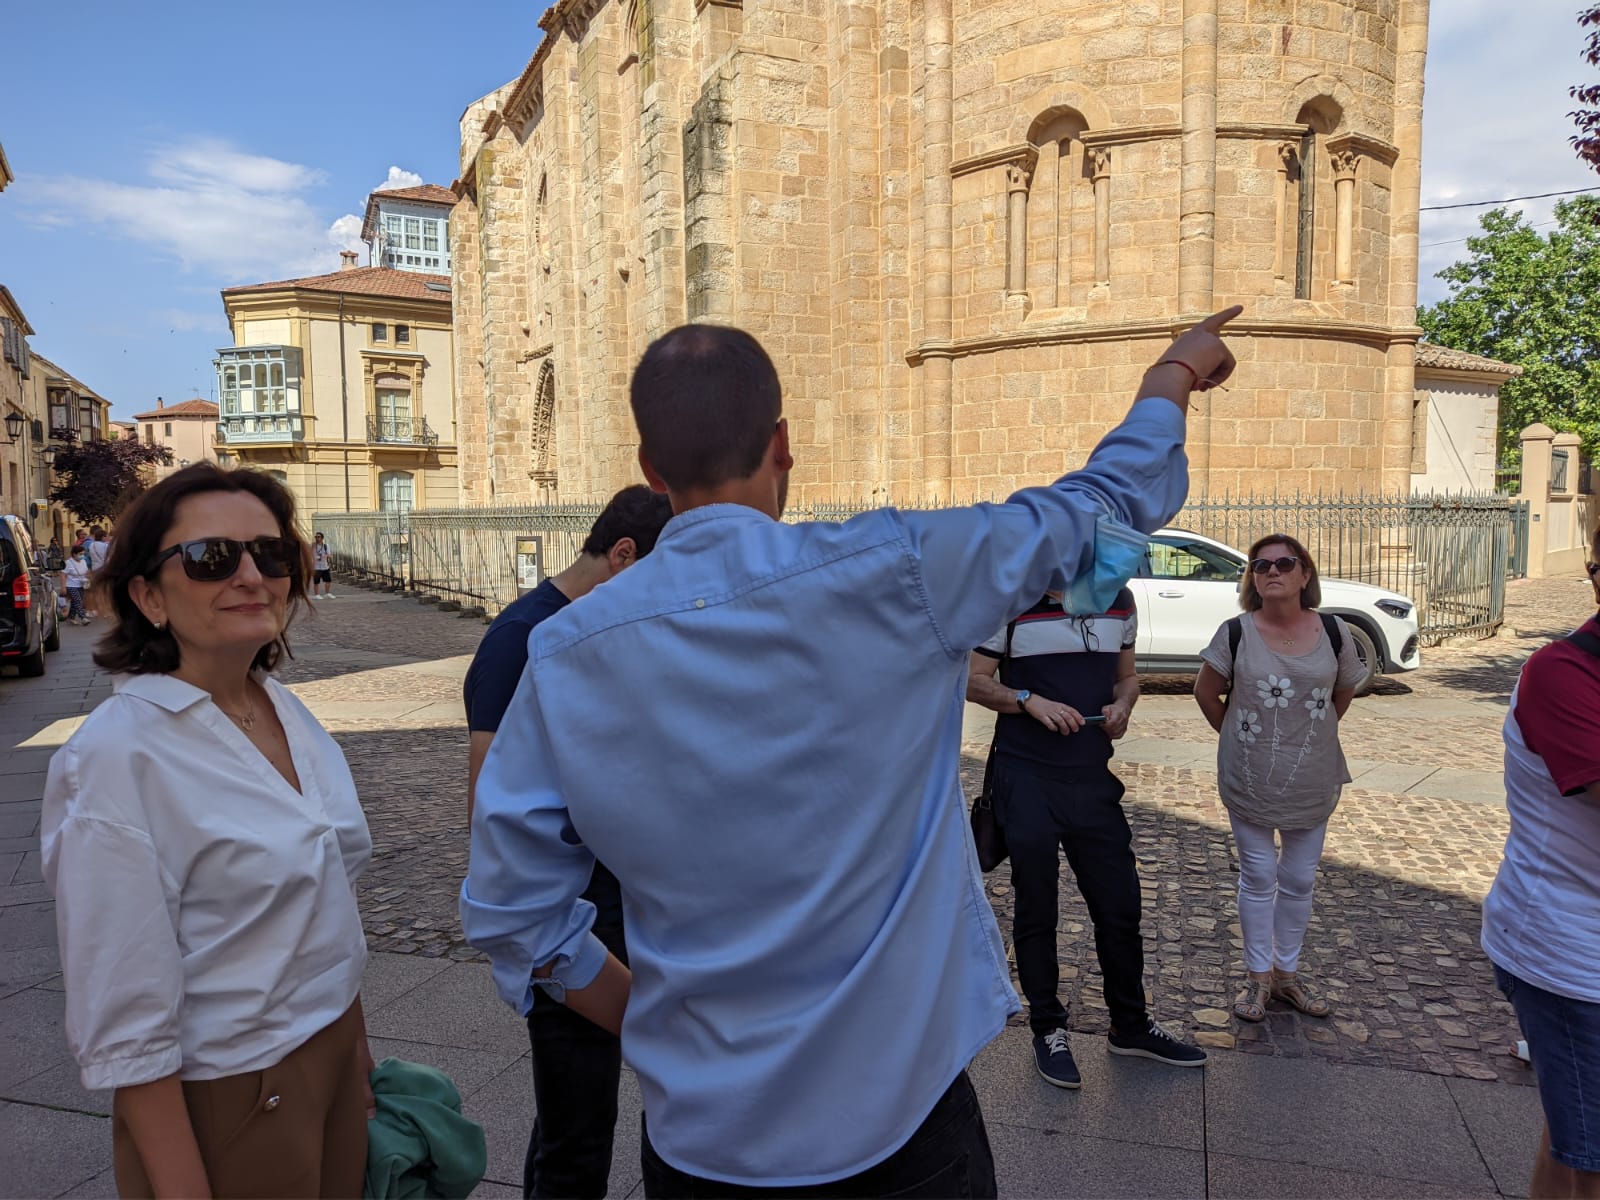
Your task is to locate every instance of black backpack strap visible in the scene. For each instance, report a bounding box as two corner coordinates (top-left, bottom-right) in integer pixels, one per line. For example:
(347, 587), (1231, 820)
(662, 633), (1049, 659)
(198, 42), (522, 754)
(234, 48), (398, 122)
(1567, 628), (1600, 658)
(1319, 612), (1344, 657)
(1226, 616), (1242, 674)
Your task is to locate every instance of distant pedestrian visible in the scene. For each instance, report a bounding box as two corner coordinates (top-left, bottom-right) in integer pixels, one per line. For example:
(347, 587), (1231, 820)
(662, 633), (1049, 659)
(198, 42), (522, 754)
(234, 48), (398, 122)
(967, 588), (1206, 1089)
(42, 464), (375, 1198)
(312, 532), (335, 599)
(1193, 534), (1365, 1024)
(1481, 528), (1600, 1199)
(463, 484), (672, 1199)
(62, 545), (89, 625)
(86, 526), (109, 571)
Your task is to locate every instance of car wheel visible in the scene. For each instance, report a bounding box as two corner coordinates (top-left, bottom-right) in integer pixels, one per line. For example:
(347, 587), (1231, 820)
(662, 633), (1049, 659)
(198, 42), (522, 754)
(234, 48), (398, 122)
(43, 617), (61, 653)
(1346, 623), (1379, 697)
(17, 641), (45, 677)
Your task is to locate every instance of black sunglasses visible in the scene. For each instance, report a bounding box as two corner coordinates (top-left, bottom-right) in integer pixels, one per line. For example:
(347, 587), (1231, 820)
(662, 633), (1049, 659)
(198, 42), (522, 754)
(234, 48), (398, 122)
(147, 537), (299, 583)
(1250, 555), (1302, 575)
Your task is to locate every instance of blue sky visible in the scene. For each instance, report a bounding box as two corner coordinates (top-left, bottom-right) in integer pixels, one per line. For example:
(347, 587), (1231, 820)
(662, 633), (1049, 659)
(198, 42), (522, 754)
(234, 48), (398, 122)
(0, 1), (1595, 422)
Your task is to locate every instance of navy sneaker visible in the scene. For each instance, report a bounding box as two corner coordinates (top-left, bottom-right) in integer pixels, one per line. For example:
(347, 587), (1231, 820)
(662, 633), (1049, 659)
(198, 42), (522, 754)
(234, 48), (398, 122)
(1107, 1019), (1209, 1067)
(1033, 1027), (1082, 1089)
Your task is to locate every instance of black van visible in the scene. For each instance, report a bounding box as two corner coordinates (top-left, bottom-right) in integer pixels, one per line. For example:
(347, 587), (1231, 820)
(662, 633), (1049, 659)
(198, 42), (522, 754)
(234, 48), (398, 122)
(0, 514), (61, 677)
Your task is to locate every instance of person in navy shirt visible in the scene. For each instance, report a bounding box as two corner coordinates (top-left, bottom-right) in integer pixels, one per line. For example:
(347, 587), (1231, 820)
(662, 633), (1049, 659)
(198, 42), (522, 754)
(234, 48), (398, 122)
(463, 483), (672, 1200)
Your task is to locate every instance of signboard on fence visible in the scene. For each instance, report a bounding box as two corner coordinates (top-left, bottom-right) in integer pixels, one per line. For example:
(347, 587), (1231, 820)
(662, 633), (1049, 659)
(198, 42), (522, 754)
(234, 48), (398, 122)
(515, 535), (544, 596)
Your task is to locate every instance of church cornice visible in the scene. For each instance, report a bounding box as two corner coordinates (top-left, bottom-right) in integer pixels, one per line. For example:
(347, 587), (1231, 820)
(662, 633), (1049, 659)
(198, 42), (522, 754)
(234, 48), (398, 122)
(951, 144), (1038, 179)
(1078, 124), (1181, 149)
(907, 317), (1421, 365)
(1327, 132), (1400, 167)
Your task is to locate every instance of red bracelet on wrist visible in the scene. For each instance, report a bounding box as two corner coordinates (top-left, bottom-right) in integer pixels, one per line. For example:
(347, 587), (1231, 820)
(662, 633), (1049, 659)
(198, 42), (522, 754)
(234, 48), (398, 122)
(1154, 359), (1202, 388)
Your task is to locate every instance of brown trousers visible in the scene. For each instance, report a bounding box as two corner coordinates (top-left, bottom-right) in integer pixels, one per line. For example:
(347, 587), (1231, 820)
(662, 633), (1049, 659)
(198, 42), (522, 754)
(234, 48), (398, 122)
(113, 1003), (367, 1199)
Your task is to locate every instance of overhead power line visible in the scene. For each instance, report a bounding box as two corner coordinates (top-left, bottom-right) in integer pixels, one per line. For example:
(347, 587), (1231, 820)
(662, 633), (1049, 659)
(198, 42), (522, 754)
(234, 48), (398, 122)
(1420, 187), (1598, 212)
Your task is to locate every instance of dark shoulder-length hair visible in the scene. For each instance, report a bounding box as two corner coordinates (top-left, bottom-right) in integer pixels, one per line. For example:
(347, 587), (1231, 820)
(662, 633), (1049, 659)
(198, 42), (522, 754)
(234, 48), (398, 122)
(94, 464), (312, 675)
(1238, 531), (1322, 612)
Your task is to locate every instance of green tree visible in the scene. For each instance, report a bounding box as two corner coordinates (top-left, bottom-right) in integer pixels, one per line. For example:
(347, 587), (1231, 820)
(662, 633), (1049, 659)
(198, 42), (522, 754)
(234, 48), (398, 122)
(1417, 195), (1600, 456)
(48, 435), (173, 525)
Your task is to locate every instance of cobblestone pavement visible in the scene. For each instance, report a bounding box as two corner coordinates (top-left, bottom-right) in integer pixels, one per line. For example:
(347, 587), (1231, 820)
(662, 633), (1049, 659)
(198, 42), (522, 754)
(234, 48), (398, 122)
(282, 574), (1596, 1090)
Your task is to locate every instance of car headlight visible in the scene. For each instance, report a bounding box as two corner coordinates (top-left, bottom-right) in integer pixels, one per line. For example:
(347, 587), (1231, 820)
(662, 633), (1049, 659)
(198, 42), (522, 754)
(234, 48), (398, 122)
(1375, 599), (1412, 619)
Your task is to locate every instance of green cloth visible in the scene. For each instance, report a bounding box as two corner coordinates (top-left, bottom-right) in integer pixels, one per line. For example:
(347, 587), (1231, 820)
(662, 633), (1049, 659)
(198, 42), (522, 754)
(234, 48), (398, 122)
(364, 1058), (488, 1200)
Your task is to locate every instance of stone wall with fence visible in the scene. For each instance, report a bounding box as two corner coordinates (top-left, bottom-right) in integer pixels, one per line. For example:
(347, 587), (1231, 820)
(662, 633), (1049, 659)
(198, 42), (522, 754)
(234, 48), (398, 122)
(316, 489), (1523, 645)
(1507, 423), (1597, 580)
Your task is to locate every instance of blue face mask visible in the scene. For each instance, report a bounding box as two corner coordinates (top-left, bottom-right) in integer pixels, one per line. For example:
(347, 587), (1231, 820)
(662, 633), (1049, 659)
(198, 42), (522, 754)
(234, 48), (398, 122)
(1061, 514), (1147, 617)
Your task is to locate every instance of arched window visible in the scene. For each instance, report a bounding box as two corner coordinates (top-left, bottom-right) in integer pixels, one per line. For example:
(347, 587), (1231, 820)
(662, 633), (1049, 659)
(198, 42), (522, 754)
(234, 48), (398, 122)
(1026, 108), (1090, 307)
(379, 470), (414, 513)
(529, 360), (558, 492)
(1293, 99), (1343, 299)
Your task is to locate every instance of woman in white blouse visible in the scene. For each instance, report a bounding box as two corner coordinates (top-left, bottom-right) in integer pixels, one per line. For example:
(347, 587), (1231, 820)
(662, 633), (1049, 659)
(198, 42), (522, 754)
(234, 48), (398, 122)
(43, 464), (373, 1199)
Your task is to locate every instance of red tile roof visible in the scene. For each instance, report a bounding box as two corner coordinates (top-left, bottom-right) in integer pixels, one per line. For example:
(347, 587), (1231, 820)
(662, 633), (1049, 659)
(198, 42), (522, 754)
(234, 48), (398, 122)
(1415, 343), (1522, 379)
(223, 266), (451, 302)
(131, 398), (218, 420)
(370, 184), (457, 206)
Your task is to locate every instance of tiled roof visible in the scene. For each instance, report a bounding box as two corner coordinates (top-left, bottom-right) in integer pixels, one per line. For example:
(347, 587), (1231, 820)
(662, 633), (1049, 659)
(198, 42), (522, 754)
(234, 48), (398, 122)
(1415, 343), (1523, 378)
(223, 266), (451, 302)
(131, 398), (218, 420)
(370, 184), (457, 206)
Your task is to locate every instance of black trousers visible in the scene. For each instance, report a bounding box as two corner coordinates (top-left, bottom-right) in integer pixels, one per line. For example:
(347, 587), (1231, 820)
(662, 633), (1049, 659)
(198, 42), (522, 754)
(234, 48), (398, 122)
(640, 1070), (996, 1199)
(996, 756), (1148, 1036)
(524, 918), (628, 1199)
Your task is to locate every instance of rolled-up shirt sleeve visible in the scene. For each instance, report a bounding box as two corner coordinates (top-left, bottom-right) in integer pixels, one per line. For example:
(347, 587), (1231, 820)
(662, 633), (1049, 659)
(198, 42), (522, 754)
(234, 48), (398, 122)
(898, 398), (1189, 655)
(43, 746), (185, 1090)
(460, 661), (606, 1015)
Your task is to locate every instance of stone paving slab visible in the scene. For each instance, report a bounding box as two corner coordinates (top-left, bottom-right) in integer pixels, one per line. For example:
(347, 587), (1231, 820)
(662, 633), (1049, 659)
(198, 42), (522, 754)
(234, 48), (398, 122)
(0, 1101), (112, 1200)
(987, 1122), (1206, 1199)
(1206, 1152), (1495, 1199)
(1445, 1075), (1545, 1200)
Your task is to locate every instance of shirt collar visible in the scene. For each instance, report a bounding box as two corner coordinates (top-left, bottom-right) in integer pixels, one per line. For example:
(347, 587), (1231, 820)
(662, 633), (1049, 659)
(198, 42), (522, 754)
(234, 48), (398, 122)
(659, 503), (777, 542)
(113, 670), (271, 713)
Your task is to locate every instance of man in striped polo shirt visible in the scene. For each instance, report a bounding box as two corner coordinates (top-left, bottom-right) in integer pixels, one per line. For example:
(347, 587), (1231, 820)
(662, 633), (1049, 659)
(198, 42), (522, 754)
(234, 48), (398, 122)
(968, 589), (1206, 1088)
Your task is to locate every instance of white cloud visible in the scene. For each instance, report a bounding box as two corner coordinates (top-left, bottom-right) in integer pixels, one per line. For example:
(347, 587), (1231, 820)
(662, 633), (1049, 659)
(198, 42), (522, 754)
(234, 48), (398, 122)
(328, 213), (365, 256)
(18, 139), (362, 282)
(372, 166), (424, 193)
(1419, 5), (1599, 304)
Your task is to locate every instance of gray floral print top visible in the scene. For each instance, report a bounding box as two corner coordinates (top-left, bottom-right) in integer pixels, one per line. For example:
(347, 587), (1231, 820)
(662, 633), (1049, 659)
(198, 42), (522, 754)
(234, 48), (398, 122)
(1199, 611), (1367, 829)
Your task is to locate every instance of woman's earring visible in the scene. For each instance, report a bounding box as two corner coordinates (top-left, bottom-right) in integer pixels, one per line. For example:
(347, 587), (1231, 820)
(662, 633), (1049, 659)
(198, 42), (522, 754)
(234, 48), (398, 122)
(153, 619), (164, 631)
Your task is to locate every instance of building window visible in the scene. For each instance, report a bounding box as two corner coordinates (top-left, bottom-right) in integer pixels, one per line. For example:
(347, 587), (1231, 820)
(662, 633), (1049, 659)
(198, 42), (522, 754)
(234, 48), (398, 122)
(79, 398), (97, 439)
(379, 470), (414, 513)
(404, 217), (420, 250)
(214, 345), (304, 441)
(395, 324), (410, 345)
(164, 421), (173, 437)
(49, 388), (77, 435)
(144, 424), (153, 445)
(373, 322), (387, 342)
(375, 384), (413, 441)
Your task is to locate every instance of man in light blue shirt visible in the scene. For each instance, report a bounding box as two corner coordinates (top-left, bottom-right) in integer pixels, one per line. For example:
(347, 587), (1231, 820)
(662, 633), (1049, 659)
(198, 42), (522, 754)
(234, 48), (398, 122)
(463, 310), (1241, 1195)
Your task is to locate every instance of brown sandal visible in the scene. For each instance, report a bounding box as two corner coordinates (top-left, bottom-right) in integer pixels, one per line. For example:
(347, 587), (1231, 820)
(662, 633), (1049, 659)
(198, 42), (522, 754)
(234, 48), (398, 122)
(1233, 977), (1271, 1023)
(1271, 973), (1332, 1018)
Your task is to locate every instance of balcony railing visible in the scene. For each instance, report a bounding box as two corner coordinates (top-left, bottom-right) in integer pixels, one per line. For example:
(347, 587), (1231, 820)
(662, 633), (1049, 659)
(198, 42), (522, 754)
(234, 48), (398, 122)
(368, 414), (439, 447)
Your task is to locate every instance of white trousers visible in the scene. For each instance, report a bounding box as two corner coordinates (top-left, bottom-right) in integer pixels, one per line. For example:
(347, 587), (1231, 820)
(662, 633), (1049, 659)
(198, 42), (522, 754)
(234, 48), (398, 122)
(1228, 814), (1329, 975)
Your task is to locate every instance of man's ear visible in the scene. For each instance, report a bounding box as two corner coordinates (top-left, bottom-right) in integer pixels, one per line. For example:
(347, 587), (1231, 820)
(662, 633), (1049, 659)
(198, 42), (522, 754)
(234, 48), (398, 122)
(772, 417), (794, 473)
(607, 537), (638, 576)
(638, 448), (669, 494)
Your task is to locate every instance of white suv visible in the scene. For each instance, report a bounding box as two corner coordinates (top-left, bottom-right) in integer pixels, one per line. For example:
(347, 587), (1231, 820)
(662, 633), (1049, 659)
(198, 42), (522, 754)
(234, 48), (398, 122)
(1131, 529), (1422, 695)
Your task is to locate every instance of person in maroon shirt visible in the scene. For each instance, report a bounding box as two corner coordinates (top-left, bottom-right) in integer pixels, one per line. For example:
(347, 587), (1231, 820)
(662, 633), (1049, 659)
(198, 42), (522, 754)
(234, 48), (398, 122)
(1481, 524), (1600, 1199)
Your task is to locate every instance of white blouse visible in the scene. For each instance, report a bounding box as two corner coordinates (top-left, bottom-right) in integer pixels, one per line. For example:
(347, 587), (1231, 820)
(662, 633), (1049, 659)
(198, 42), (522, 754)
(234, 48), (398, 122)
(42, 672), (371, 1090)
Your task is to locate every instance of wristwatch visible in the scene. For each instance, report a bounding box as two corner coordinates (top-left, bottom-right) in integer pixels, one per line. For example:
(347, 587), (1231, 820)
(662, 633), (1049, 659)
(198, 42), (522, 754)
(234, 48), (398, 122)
(1014, 689), (1033, 713)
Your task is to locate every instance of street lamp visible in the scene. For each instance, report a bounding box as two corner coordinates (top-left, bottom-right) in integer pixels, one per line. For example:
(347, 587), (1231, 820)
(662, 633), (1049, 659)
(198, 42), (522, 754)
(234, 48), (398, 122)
(40, 445), (57, 468)
(2, 412), (21, 444)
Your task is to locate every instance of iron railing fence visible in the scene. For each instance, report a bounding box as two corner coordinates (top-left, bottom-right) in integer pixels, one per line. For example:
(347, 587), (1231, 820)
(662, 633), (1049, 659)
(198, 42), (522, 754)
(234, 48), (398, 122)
(314, 490), (1522, 642)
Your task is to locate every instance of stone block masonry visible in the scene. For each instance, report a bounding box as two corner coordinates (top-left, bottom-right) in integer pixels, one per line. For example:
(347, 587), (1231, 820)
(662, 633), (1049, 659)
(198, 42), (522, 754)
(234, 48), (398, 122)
(453, 0), (1429, 505)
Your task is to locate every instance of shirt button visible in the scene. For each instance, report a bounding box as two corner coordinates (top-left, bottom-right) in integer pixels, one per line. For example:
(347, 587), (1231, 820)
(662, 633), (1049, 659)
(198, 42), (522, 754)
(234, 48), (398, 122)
(264, 1095), (281, 1111)
(694, 599), (706, 609)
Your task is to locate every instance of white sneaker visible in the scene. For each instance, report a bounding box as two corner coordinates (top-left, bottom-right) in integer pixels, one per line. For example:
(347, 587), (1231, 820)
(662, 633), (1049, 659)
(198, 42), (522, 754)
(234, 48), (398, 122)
(312, 594), (323, 600)
(327, 593), (337, 599)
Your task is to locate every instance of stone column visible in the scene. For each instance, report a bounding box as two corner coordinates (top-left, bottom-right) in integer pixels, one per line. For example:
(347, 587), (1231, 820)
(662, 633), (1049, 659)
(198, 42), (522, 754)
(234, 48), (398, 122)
(1179, 0), (1218, 314)
(1520, 423), (1555, 576)
(921, 0), (954, 498)
(1273, 141), (1297, 282)
(1005, 159), (1032, 299)
(1090, 148), (1111, 287)
(1383, 0), (1430, 496)
(1331, 149), (1359, 285)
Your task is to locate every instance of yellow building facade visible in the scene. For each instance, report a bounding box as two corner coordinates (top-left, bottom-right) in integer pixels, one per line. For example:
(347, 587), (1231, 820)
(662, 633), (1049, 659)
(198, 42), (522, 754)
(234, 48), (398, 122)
(217, 258), (458, 513)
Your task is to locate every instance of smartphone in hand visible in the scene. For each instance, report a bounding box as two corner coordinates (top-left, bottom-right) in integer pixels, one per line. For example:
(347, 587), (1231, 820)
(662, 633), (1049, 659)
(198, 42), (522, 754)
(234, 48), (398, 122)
(1081, 714), (1107, 725)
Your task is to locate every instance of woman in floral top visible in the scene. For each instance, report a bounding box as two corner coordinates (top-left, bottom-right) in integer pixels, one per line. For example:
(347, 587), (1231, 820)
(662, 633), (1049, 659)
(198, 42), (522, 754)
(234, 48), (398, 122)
(1193, 534), (1365, 1023)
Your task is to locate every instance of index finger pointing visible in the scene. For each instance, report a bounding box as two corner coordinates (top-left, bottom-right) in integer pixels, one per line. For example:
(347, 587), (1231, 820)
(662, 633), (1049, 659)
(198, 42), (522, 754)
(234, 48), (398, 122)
(1198, 304), (1244, 332)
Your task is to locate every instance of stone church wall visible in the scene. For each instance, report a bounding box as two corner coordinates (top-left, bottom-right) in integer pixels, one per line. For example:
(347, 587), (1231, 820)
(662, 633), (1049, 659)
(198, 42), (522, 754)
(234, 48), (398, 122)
(453, 0), (1428, 506)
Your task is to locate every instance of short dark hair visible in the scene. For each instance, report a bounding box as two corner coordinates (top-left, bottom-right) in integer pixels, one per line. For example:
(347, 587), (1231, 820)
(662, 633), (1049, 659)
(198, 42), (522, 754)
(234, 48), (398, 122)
(94, 464), (311, 676)
(1239, 532), (1322, 611)
(580, 484), (674, 558)
(630, 324), (781, 491)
